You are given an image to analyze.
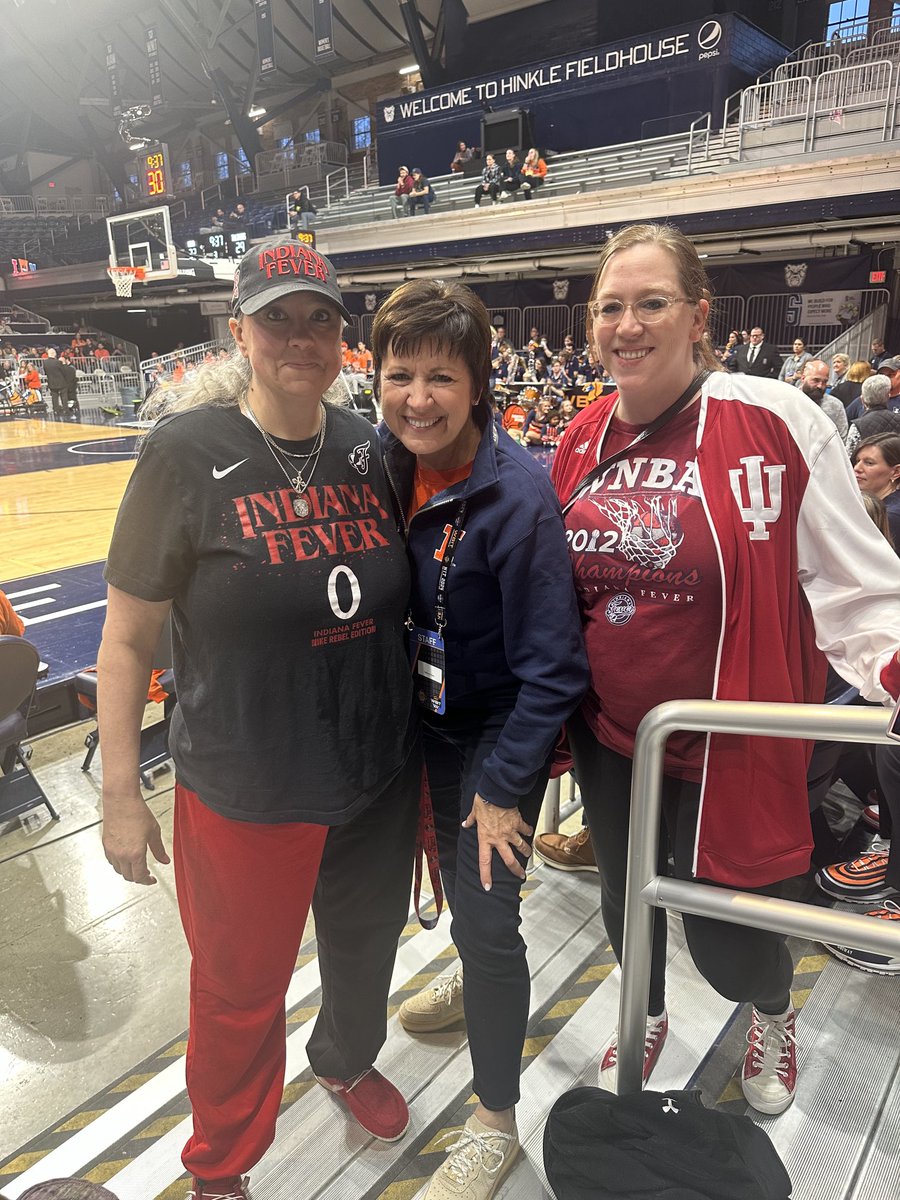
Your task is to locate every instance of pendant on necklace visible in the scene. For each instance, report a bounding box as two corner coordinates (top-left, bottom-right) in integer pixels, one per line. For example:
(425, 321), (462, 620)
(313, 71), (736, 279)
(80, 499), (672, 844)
(292, 494), (310, 518)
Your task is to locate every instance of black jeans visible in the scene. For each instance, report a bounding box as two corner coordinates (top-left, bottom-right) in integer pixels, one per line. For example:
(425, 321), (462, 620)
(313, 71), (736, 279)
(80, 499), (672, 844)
(568, 710), (794, 1018)
(423, 706), (549, 1110)
(305, 748), (420, 1079)
(474, 183), (499, 204)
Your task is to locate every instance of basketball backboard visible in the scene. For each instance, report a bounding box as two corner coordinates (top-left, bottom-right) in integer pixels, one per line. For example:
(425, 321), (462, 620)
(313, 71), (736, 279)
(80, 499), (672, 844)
(106, 205), (178, 281)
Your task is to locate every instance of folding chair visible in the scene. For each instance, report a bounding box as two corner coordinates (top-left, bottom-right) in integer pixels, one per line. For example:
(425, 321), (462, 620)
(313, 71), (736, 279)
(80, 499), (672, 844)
(0, 636), (59, 827)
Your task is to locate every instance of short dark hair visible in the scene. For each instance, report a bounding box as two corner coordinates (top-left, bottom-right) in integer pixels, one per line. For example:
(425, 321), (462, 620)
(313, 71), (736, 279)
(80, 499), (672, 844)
(371, 279), (492, 414)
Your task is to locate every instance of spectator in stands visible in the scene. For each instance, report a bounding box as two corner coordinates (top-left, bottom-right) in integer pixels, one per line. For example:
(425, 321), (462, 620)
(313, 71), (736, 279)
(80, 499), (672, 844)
(43, 347), (69, 418)
(390, 166), (414, 218)
(829, 352), (850, 389)
(407, 168), (434, 216)
(474, 153), (503, 206)
(878, 356), (900, 411)
(94, 343), (112, 371)
(520, 147), (548, 198)
(499, 148), (523, 199)
(373, 278), (587, 1200)
(526, 327), (552, 357)
(853, 432), (900, 547)
(98, 239), (420, 1200)
(732, 326), (782, 377)
(799, 359), (848, 439)
(871, 338), (890, 370)
(832, 359), (872, 408)
(545, 356), (572, 401)
(551, 221), (900, 1118)
(779, 337), (812, 385)
(0, 318), (13, 335)
(522, 395), (555, 444)
(450, 140), (475, 172)
(0, 585), (24, 636)
(846, 373), (900, 459)
(289, 190), (317, 232)
(211, 208), (226, 228)
(226, 202), (248, 229)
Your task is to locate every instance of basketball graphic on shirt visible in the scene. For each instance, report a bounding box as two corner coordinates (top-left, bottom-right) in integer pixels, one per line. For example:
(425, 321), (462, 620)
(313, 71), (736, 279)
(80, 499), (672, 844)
(591, 495), (684, 568)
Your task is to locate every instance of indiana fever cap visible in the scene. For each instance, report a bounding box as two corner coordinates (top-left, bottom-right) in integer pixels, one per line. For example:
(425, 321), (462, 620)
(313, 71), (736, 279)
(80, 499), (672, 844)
(232, 235), (350, 322)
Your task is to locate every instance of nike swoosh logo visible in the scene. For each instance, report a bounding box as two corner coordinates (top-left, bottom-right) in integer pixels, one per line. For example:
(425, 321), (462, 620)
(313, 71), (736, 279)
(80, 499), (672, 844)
(212, 459), (249, 479)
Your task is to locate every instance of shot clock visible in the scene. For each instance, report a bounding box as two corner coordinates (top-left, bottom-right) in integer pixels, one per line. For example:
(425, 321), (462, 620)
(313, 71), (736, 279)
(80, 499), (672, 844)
(138, 143), (173, 201)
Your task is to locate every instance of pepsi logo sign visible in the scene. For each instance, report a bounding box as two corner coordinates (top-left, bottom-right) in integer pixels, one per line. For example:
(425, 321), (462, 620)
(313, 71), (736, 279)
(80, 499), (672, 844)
(698, 21), (722, 50)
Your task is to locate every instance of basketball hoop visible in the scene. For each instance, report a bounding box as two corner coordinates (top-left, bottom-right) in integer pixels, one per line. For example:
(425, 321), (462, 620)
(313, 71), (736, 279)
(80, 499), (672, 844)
(106, 265), (146, 298)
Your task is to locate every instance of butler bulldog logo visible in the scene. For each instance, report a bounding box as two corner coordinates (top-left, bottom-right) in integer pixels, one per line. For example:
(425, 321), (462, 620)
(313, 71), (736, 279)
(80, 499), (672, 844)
(348, 443), (370, 475)
(553, 279), (570, 300)
(365, 293), (377, 312)
(383, 105), (395, 124)
(785, 262), (808, 287)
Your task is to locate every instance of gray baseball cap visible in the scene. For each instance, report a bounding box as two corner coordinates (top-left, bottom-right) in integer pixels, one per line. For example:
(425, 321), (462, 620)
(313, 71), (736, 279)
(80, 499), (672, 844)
(232, 235), (350, 321)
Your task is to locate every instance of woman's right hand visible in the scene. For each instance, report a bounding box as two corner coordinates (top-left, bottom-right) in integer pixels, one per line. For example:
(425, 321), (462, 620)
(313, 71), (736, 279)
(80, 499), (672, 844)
(102, 792), (171, 885)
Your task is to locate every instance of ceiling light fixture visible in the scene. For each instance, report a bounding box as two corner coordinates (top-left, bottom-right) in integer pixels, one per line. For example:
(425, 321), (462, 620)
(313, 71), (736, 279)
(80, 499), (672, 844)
(248, 106), (267, 118)
(399, 64), (420, 75)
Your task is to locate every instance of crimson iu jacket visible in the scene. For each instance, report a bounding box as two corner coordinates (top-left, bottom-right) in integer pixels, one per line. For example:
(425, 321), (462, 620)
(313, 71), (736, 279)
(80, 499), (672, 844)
(552, 371), (900, 887)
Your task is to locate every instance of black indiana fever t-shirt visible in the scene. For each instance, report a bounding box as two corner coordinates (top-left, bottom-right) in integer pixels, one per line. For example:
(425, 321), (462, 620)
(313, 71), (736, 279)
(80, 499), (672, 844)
(104, 404), (416, 824)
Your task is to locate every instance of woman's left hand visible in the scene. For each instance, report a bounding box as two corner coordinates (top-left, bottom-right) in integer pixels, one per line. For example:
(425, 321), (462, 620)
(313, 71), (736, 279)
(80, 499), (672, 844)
(462, 794), (534, 891)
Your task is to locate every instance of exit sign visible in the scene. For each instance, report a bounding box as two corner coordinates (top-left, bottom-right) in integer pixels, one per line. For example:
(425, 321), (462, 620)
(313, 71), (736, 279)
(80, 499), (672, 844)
(870, 270), (887, 283)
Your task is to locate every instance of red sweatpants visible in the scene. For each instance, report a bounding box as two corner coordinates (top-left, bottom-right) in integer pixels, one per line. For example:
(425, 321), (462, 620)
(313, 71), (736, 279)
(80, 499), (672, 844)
(173, 756), (419, 1181)
(174, 784), (328, 1181)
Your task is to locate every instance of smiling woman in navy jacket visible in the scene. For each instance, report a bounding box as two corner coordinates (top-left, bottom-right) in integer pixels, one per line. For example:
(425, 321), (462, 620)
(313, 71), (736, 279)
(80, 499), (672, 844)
(374, 279), (588, 1200)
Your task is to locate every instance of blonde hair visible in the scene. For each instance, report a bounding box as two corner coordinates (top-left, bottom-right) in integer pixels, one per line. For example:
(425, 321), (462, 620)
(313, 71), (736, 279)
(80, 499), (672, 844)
(847, 360), (874, 383)
(140, 344), (347, 423)
(587, 223), (722, 373)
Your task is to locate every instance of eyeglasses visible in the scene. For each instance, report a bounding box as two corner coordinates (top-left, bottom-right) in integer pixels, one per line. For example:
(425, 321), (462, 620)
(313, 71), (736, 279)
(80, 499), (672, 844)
(587, 297), (696, 325)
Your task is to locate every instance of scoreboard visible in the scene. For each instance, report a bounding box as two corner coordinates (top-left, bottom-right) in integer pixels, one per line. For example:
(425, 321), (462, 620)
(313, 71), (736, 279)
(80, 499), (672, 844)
(138, 143), (173, 200)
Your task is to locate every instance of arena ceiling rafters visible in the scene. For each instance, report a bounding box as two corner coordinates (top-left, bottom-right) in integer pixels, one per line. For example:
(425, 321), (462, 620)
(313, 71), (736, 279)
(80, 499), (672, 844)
(0, 0), (444, 160)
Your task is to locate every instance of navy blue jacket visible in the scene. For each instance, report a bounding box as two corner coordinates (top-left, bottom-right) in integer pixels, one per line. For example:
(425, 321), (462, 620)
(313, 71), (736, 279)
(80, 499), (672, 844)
(381, 417), (589, 807)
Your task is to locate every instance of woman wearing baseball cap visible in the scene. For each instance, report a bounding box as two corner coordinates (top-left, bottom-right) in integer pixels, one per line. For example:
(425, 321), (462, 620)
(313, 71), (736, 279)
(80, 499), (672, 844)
(98, 236), (420, 1199)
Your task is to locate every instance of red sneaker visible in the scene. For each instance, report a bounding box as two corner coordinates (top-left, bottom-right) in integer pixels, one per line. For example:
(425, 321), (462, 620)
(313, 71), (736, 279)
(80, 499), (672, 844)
(316, 1067), (409, 1141)
(598, 1010), (668, 1091)
(741, 1006), (797, 1115)
(188, 1177), (252, 1199)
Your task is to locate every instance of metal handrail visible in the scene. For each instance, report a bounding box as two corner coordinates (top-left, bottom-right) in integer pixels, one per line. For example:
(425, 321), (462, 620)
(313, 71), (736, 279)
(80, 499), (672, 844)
(325, 167), (349, 207)
(686, 112), (710, 175)
(616, 698), (900, 1095)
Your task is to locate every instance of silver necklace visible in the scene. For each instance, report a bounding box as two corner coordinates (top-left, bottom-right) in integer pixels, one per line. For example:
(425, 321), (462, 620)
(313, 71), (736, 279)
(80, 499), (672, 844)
(245, 397), (327, 518)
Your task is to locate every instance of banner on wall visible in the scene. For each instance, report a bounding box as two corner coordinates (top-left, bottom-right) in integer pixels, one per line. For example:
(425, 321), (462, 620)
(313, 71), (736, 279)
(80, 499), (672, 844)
(255, 0), (276, 76)
(787, 290), (863, 327)
(105, 43), (121, 117)
(146, 27), (163, 108)
(376, 16), (732, 130)
(314, 0), (336, 61)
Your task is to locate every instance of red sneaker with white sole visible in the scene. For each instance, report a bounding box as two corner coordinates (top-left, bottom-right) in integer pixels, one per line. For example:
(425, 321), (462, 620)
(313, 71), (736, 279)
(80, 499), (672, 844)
(598, 1010), (668, 1091)
(315, 1067), (409, 1141)
(741, 1005), (797, 1115)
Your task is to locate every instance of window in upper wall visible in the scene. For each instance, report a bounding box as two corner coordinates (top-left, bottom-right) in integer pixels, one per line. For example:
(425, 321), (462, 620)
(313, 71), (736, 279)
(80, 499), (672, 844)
(216, 151), (229, 180)
(826, 0), (869, 38)
(304, 129), (321, 143)
(236, 147), (250, 174)
(180, 161), (192, 190)
(351, 115), (372, 151)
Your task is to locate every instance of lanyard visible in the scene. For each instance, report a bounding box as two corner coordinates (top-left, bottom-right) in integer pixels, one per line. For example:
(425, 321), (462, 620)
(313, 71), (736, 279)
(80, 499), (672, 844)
(433, 499), (467, 632)
(562, 369), (709, 515)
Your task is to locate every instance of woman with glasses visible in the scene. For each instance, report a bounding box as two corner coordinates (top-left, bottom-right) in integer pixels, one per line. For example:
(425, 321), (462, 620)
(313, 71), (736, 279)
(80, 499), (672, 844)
(552, 223), (900, 1116)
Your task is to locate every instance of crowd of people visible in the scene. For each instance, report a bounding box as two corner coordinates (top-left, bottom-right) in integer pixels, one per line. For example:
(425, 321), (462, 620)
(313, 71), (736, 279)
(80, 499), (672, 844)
(391, 143), (550, 216)
(83, 225), (900, 1200)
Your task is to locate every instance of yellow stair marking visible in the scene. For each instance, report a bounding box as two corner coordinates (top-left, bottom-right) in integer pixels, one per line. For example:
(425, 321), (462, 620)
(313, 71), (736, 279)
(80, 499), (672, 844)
(377, 1178), (432, 1199)
(717, 1078), (745, 1104)
(546, 996), (589, 1020)
(135, 1115), (188, 1139)
(287, 1005), (318, 1025)
(522, 1034), (554, 1057)
(792, 987), (812, 1010)
(795, 953), (830, 974)
(86, 1160), (132, 1184)
(281, 1080), (315, 1105)
(0, 1151), (48, 1175)
(56, 1110), (105, 1132)
(420, 1125), (462, 1155)
(161, 1039), (189, 1057)
(578, 963), (616, 984)
(111, 1072), (157, 1093)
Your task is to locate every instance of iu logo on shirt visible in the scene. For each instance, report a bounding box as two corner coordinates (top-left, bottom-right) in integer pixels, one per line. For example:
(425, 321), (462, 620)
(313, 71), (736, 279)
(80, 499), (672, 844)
(728, 455), (786, 541)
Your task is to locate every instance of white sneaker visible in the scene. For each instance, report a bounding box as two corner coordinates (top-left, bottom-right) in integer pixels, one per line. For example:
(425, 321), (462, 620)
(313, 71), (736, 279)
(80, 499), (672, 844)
(398, 965), (464, 1032)
(424, 1114), (519, 1199)
(741, 1005), (797, 1114)
(499, 191), (510, 199)
(598, 1009), (668, 1091)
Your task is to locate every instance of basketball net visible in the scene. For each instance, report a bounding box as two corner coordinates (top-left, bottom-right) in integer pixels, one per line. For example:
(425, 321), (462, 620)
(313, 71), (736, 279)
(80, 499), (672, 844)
(107, 265), (146, 298)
